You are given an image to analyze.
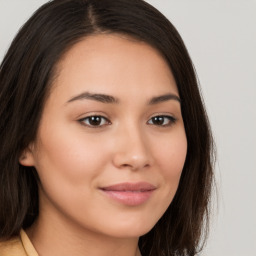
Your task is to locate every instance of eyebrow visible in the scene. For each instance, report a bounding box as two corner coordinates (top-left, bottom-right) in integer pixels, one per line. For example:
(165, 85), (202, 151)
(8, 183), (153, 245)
(66, 92), (180, 105)
(67, 92), (119, 104)
(148, 94), (181, 104)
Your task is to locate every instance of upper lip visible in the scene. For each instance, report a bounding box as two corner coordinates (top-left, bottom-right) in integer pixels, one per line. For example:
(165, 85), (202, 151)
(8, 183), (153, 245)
(100, 182), (156, 192)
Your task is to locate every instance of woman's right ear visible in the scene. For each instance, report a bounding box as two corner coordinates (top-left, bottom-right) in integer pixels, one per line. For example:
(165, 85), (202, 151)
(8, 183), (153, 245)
(19, 145), (36, 167)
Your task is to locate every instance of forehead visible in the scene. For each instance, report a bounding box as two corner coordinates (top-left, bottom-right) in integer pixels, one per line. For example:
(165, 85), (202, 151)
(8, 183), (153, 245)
(50, 33), (178, 101)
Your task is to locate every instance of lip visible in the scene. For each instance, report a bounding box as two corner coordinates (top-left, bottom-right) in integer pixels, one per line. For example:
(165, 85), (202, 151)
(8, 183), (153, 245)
(99, 182), (156, 206)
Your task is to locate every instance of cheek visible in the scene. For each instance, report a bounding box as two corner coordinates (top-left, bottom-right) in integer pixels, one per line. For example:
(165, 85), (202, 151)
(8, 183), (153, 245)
(157, 131), (187, 170)
(32, 127), (113, 221)
(33, 125), (111, 187)
(153, 129), (187, 193)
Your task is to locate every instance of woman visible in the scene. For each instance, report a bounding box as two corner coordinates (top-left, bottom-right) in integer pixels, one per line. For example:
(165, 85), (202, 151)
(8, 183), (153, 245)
(0, 0), (214, 255)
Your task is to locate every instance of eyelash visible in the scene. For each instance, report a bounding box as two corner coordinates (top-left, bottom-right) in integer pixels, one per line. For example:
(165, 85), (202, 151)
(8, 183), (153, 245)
(147, 115), (177, 127)
(79, 115), (111, 127)
(79, 115), (177, 128)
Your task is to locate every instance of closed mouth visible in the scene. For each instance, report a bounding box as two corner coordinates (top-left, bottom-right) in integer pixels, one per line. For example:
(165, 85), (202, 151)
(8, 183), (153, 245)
(99, 182), (156, 206)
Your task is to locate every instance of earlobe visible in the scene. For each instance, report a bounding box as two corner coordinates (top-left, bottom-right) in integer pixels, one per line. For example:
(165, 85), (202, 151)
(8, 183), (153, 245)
(19, 146), (36, 167)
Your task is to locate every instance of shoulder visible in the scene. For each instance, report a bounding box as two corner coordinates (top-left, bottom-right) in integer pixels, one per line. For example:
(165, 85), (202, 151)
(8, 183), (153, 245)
(0, 236), (27, 256)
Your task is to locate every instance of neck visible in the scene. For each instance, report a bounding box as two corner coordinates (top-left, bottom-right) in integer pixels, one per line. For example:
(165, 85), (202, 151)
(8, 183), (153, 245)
(26, 214), (141, 256)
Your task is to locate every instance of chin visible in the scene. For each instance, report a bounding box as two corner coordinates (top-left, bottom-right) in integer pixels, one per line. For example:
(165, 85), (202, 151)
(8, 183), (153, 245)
(103, 219), (157, 239)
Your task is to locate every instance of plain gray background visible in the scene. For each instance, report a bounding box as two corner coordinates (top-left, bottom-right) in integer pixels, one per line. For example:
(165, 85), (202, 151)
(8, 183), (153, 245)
(0, 1), (255, 255)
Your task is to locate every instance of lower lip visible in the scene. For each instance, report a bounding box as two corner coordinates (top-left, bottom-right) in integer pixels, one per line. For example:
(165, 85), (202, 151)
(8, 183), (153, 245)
(101, 190), (154, 206)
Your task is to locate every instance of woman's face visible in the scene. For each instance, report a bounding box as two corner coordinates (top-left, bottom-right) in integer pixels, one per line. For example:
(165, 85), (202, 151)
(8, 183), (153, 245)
(22, 34), (187, 238)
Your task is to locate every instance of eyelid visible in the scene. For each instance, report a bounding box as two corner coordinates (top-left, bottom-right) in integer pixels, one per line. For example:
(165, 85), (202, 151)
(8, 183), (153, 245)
(78, 114), (111, 128)
(147, 114), (177, 126)
(76, 112), (177, 128)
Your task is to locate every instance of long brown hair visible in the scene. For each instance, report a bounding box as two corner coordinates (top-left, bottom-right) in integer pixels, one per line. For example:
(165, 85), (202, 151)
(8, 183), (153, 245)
(0, 0), (215, 255)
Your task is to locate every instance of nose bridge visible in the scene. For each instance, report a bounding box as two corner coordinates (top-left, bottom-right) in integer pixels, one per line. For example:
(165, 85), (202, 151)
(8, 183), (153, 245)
(112, 120), (151, 170)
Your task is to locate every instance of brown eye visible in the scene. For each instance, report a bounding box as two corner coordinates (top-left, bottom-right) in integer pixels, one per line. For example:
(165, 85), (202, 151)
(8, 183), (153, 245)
(80, 116), (110, 127)
(148, 115), (176, 126)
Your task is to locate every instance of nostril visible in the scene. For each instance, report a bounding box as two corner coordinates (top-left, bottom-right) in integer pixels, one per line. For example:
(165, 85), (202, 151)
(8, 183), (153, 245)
(119, 161), (150, 171)
(112, 134), (152, 170)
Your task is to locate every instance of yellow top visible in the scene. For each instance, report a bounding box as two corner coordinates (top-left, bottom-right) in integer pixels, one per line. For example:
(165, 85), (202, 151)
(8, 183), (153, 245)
(0, 230), (38, 256)
(0, 230), (142, 256)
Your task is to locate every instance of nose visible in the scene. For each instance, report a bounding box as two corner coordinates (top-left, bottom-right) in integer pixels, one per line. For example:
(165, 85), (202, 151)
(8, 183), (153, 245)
(112, 124), (153, 171)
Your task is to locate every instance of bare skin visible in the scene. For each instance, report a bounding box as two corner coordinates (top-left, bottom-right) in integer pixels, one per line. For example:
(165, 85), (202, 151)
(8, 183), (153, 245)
(21, 34), (187, 256)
